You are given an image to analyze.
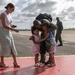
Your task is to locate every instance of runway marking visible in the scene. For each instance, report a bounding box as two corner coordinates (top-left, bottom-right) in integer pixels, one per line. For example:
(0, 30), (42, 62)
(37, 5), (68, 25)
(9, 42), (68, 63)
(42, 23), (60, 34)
(4, 55), (75, 59)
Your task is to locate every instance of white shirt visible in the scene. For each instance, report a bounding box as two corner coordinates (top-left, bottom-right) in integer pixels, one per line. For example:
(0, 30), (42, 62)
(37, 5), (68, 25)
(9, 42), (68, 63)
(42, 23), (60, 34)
(0, 11), (12, 27)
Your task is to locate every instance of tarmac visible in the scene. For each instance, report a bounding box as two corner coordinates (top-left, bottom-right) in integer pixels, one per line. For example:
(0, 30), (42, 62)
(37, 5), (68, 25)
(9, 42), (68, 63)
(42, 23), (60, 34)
(0, 30), (75, 57)
(11, 30), (75, 57)
(0, 30), (75, 75)
(0, 56), (75, 75)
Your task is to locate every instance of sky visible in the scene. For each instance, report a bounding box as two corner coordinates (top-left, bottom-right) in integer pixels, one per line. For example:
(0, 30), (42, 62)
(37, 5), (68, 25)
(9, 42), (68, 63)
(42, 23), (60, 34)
(0, 0), (75, 29)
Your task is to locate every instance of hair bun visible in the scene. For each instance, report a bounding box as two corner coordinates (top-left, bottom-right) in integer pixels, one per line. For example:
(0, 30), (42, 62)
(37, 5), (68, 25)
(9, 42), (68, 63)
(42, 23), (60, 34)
(5, 6), (8, 9)
(5, 3), (14, 9)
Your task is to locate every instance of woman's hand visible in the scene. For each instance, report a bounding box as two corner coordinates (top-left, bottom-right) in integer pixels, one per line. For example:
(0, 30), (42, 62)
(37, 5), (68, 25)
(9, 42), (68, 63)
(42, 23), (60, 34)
(14, 29), (19, 33)
(11, 25), (17, 28)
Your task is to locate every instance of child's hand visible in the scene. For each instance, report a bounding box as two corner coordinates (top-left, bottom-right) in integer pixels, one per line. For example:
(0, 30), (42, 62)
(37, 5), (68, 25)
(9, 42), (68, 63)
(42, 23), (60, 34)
(29, 36), (34, 40)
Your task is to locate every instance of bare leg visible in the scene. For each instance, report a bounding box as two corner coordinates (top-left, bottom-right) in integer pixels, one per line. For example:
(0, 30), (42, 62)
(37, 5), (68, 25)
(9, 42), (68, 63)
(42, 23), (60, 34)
(0, 56), (4, 64)
(11, 50), (20, 68)
(34, 54), (40, 67)
(49, 54), (55, 64)
(0, 56), (8, 67)
(35, 54), (39, 64)
(48, 53), (56, 67)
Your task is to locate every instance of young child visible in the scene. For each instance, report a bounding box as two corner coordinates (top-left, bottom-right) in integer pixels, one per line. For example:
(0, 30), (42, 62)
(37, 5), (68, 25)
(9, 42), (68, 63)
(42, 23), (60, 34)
(33, 22), (56, 67)
(29, 27), (40, 67)
(47, 31), (56, 67)
(30, 20), (46, 66)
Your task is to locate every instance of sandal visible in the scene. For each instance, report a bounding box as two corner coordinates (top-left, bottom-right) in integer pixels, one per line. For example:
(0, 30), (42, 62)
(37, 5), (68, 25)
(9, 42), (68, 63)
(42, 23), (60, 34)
(0, 63), (9, 68)
(50, 63), (56, 67)
(13, 63), (20, 68)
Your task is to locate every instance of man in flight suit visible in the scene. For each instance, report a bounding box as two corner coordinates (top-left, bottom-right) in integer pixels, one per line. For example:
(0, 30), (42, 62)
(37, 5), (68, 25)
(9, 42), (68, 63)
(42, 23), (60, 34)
(55, 17), (63, 46)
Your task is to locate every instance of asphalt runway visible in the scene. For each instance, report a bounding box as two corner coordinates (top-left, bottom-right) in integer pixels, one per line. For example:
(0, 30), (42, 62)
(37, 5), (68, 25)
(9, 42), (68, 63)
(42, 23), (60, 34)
(0, 30), (75, 75)
(0, 30), (75, 57)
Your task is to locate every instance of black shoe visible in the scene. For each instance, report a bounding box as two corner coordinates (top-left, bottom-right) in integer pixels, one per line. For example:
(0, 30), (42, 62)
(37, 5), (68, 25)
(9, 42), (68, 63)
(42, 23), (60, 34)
(58, 44), (63, 46)
(45, 60), (50, 65)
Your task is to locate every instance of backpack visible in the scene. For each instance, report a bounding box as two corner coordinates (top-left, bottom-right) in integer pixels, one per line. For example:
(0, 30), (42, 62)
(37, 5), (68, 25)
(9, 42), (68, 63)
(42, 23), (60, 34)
(36, 13), (52, 22)
(36, 13), (57, 32)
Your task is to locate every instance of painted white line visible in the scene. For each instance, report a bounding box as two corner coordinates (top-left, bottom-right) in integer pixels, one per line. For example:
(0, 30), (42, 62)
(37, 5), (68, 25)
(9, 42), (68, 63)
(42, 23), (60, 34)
(4, 55), (75, 59)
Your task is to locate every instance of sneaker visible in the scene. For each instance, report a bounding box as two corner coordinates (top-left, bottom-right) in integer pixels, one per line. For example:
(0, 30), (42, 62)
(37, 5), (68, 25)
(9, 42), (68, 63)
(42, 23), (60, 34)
(45, 60), (50, 65)
(47, 63), (56, 67)
(47, 64), (51, 67)
(58, 44), (63, 46)
(34, 63), (40, 67)
(39, 63), (45, 67)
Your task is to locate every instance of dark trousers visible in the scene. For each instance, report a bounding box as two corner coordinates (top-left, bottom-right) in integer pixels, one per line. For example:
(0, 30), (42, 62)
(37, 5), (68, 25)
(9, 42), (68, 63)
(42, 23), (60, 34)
(55, 33), (63, 45)
(40, 42), (46, 63)
(40, 41), (51, 63)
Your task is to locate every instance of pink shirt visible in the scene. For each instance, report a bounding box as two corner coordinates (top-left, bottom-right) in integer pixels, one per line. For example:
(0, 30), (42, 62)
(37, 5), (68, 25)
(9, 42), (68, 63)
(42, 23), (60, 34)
(32, 34), (40, 54)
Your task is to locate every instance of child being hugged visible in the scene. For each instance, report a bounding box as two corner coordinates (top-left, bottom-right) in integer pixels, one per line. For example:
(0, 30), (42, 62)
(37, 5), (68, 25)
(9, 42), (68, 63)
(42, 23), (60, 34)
(32, 22), (56, 67)
(29, 27), (40, 67)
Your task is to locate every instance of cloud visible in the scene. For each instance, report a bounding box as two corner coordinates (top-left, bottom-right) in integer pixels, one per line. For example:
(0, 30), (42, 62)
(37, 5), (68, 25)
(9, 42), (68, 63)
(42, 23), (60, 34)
(22, 1), (56, 14)
(18, 0), (56, 21)
(0, 0), (75, 22)
(0, 0), (18, 5)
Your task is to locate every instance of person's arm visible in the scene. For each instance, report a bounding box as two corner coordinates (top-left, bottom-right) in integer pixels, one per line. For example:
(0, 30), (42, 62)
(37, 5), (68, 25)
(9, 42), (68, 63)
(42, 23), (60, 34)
(59, 22), (63, 33)
(0, 15), (1, 19)
(60, 22), (63, 31)
(49, 23), (57, 31)
(29, 36), (34, 40)
(38, 32), (49, 43)
(29, 36), (39, 44)
(32, 32), (49, 44)
(1, 13), (19, 33)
